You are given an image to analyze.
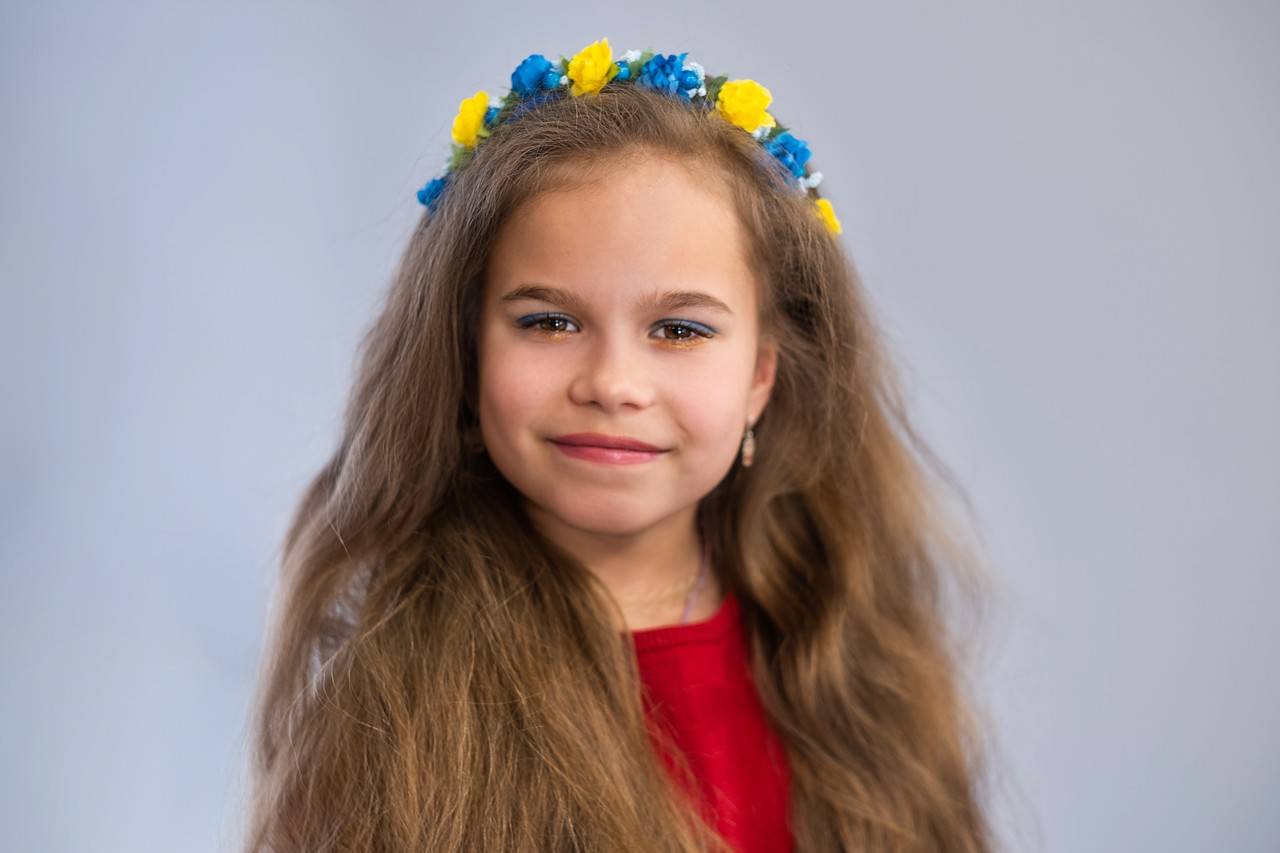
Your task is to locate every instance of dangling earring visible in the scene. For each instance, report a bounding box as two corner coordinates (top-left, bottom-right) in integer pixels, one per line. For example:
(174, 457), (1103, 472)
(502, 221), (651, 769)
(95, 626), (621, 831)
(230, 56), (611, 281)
(740, 425), (756, 468)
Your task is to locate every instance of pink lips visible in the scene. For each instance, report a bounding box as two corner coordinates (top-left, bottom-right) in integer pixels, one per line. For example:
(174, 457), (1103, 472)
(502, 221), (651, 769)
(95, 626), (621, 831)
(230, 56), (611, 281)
(550, 432), (668, 465)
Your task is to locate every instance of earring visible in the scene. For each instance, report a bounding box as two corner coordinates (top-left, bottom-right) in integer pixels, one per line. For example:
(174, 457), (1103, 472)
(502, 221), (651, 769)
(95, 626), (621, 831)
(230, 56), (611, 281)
(740, 425), (756, 468)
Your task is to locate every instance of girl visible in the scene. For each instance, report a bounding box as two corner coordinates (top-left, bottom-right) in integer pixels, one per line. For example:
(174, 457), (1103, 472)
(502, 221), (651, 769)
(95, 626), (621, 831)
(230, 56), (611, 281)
(244, 37), (994, 853)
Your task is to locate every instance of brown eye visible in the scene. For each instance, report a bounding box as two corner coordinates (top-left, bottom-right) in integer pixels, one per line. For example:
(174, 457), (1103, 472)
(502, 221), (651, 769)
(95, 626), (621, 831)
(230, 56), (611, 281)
(653, 321), (715, 343)
(517, 313), (579, 334)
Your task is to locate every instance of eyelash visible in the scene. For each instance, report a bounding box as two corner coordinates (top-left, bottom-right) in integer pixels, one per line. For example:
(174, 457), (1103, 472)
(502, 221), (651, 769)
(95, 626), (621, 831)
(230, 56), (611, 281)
(515, 312), (717, 344)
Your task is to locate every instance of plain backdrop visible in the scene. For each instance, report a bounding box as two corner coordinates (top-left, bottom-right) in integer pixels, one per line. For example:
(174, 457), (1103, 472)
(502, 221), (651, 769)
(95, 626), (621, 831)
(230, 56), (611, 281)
(2, 2), (1277, 851)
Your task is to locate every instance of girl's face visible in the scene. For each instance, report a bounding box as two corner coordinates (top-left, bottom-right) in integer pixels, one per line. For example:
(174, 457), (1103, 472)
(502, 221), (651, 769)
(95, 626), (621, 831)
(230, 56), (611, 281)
(476, 155), (777, 538)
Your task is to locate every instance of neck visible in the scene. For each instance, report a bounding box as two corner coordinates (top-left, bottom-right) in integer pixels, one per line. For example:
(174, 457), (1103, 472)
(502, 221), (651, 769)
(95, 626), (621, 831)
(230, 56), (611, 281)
(523, 501), (719, 631)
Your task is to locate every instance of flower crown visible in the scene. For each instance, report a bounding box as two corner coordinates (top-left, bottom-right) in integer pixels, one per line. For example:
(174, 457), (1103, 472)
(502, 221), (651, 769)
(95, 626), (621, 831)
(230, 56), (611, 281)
(415, 37), (843, 236)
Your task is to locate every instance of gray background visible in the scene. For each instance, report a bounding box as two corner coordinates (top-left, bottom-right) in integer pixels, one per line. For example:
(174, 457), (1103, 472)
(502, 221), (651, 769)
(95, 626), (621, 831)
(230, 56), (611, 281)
(3, 2), (1276, 850)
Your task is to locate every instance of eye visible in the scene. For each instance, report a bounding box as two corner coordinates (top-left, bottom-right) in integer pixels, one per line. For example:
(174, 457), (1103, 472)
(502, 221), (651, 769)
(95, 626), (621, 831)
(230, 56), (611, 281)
(517, 312), (579, 335)
(652, 320), (716, 345)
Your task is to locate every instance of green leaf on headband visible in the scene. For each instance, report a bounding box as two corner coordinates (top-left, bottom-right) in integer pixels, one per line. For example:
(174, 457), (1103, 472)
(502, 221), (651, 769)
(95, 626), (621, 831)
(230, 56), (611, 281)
(448, 145), (474, 172)
(623, 50), (652, 82)
(703, 75), (728, 103)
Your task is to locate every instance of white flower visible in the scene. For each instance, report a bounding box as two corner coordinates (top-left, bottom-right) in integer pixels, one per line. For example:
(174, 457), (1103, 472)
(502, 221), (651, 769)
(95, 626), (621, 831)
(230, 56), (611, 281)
(681, 60), (707, 98)
(800, 171), (823, 190)
(622, 49), (642, 63)
(488, 95), (503, 109)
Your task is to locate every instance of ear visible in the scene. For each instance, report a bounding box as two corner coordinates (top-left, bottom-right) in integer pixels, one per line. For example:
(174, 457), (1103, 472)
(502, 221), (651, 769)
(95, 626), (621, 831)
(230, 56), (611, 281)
(747, 335), (779, 425)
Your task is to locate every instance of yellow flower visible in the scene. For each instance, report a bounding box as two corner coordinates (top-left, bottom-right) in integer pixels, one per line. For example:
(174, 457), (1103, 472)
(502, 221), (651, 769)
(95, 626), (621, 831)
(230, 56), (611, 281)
(814, 198), (842, 235)
(451, 90), (490, 149)
(715, 79), (777, 134)
(567, 37), (620, 96)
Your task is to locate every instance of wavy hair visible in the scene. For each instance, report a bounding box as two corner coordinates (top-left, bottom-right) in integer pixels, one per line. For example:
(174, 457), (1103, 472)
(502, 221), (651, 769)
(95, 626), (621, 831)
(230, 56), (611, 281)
(242, 81), (997, 852)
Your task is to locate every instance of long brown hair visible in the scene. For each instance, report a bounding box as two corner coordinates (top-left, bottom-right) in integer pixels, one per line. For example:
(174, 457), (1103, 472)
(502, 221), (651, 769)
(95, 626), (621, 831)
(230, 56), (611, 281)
(243, 81), (997, 851)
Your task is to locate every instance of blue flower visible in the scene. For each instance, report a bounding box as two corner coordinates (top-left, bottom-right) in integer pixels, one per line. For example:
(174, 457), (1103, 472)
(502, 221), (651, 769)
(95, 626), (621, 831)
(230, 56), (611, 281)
(764, 131), (812, 179)
(613, 59), (632, 82)
(637, 52), (691, 99)
(416, 175), (448, 209)
(484, 105), (500, 126)
(511, 53), (554, 96)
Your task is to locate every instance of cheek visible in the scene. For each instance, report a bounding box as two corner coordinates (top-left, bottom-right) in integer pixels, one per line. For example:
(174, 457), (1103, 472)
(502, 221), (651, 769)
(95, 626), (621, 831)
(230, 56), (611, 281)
(668, 345), (756, 452)
(476, 324), (581, 469)
(670, 380), (740, 440)
(477, 337), (547, 439)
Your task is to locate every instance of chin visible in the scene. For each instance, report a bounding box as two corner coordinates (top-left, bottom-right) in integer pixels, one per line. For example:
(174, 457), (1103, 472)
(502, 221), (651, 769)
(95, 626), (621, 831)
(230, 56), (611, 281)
(537, 491), (667, 538)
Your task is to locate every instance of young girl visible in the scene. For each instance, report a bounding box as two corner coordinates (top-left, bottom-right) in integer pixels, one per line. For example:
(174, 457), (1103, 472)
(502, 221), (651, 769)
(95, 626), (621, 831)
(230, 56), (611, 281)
(244, 37), (994, 853)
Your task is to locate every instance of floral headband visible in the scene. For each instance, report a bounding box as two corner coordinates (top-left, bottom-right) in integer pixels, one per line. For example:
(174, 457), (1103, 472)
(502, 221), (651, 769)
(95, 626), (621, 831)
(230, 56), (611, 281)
(414, 37), (843, 235)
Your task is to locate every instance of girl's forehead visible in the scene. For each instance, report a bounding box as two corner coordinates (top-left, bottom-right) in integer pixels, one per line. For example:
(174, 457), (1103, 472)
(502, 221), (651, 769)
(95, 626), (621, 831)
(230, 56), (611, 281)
(486, 158), (756, 307)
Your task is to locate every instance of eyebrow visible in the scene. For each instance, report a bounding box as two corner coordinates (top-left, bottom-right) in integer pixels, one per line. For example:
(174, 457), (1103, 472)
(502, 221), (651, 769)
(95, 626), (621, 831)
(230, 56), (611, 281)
(499, 283), (734, 316)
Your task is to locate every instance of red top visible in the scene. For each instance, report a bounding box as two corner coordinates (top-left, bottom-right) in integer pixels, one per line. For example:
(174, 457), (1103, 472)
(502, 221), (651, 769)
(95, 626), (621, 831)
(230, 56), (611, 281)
(629, 589), (794, 853)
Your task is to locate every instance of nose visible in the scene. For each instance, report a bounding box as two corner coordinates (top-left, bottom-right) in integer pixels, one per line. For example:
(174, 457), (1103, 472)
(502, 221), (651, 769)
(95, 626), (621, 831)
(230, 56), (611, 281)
(567, 330), (656, 413)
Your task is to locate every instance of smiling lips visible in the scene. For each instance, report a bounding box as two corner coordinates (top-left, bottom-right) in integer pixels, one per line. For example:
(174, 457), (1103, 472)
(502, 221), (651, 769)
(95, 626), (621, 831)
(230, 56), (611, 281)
(549, 432), (668, 465)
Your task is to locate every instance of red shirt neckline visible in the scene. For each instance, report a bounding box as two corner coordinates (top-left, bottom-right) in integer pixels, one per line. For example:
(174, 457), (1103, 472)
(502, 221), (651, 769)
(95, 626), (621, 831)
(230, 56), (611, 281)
(628, 588), (739, 652)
